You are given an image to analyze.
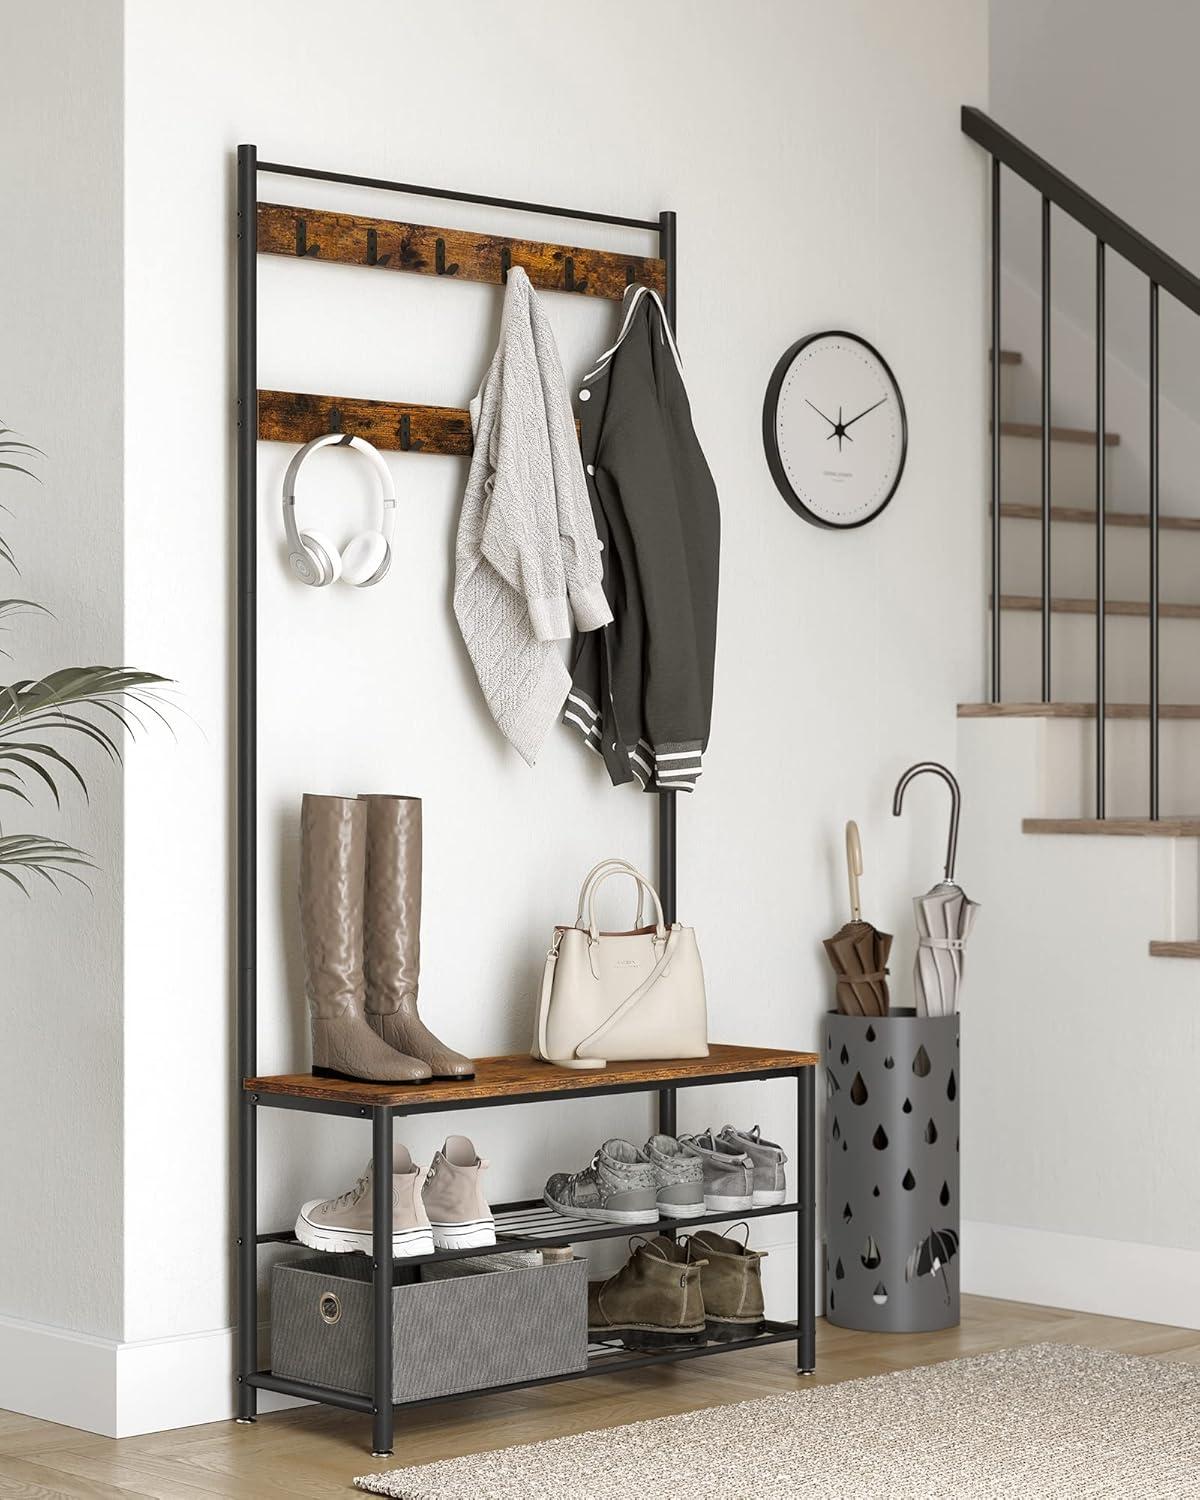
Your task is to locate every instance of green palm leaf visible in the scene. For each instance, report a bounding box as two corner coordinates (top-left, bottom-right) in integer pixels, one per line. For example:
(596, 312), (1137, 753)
(0, 833), (94, 895)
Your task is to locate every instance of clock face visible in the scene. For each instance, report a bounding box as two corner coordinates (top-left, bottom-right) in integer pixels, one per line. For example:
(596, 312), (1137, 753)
(763, 332), (907, 528)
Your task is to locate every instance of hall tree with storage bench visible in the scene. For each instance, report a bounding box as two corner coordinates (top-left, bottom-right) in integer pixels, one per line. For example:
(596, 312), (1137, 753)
(233, 144), (818, 1456)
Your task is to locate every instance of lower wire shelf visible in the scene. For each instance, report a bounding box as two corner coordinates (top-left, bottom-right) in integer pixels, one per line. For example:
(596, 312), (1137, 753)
(247, 1320), (801, 1415)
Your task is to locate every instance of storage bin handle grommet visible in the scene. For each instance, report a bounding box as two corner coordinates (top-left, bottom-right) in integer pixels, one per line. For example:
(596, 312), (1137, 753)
(318, 1291), (342, 1326)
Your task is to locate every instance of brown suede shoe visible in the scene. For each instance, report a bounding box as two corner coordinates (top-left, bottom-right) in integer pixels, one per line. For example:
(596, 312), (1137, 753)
(685, 1227), (767, 1340)
(587, 1236), (706, 1350)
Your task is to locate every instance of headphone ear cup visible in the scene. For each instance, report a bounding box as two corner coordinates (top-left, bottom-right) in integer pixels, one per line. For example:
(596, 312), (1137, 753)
(298, 529), (342, 586)
(340, 531), (389, 588)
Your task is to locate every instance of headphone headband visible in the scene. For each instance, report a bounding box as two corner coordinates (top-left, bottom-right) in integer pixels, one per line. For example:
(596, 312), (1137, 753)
(282, 432), (396, 587)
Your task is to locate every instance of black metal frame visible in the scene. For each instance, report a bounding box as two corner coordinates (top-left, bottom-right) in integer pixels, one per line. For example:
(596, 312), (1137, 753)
(964, 105), (1183, 819)
(234, 144), (816, 1456)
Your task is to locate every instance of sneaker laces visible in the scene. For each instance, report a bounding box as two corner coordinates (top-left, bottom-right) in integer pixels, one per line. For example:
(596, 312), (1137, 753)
(325, 1165), (370, 1212)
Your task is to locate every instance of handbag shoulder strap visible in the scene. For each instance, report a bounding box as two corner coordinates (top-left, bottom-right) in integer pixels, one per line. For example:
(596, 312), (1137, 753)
(573, 925), (680, 1059)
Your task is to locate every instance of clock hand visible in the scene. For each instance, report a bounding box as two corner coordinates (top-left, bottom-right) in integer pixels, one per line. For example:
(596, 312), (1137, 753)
(826, 404), (853, 451)
(805, 398), (837, 430)
(843, 396), (888, 430)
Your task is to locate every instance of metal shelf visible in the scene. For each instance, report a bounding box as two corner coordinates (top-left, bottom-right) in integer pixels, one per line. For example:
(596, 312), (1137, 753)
(257, 1196), (804, 1262)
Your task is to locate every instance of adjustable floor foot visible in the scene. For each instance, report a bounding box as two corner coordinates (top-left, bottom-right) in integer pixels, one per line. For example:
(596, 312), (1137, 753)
(371, 1450), (394, 1459)
(235, 1416), (257, 1424)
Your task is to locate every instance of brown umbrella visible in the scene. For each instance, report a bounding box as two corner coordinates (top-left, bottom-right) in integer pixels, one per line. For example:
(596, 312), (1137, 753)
(823, 822), (892, 1017)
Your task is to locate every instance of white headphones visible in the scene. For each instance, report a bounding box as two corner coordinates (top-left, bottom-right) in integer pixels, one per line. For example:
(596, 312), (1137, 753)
(282, 433), (396, 588)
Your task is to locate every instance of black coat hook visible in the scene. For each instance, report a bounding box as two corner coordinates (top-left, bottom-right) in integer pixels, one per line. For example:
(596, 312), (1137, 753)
(499, 247), (511, 284)
(295, 218), (319, 257)
(435, 237), (459, 277)
(563, 256), (588, 294)
(328, 405), (343, 434)
(625, 264), (636, 287)
(397, 413), (423, 453)
(366, 228), (391, 267)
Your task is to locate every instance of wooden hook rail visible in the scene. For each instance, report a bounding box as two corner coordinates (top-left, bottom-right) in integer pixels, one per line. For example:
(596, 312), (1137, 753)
(258, 202), (667, 301)
(258, 390), (473, 454)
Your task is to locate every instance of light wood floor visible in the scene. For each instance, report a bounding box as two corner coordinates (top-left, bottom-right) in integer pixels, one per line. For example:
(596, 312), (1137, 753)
(3, 1297), (1199, 1497)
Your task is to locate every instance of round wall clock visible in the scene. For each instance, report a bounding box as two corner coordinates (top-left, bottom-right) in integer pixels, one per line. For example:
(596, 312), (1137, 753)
(763, 331), (907, 529)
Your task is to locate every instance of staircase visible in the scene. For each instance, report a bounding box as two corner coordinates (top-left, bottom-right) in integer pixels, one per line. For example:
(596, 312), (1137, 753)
(960, 109), (1200, 961)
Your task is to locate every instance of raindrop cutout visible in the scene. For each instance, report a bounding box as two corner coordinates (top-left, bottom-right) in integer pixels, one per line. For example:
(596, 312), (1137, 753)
(826, 1068), (841, 1099)
(939, 1181), (951, 1207)
(872, 1124), (889, 1151)
(912, 1045), (932, 1077)
(902, 1098), (913, 1115)
(865, 1024), (876, 1042)
(872, 1282), (888, 1305)
(831, 1116), (841, 1142)
(872, 1185), (881, 1197)
(850, 1072), (869, 1106)
(901, 1168), (916, 1191)
(925, 1119), (938, 1145)
(861, 1236), (881, 1269)
(883, 1055), (895, 1070)
(843, 1201), (853, 1223)
(835, 1258), (845, 1280)
(947, 1069), (957, 1101)
(839, 1044), (850, 1066)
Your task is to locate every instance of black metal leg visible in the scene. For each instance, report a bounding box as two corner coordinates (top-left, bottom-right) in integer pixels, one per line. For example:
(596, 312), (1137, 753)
(797, 1068), (816, 1374)
(658, 1087), (676, 1139)
(371, 1107), (394, 1457)
(236, 1091), (258, 1421)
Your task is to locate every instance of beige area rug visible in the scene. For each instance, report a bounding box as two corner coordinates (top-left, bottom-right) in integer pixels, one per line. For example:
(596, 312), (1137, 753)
(355, 1343), (1200, 1499)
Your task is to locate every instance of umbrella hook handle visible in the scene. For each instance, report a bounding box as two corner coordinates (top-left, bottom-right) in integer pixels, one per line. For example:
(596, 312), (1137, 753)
(892, 761), (961, 883)
(845, 820), (863, 921)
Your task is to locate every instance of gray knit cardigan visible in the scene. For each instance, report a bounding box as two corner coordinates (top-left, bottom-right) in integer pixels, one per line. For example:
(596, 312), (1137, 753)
(453, 268), (611, 764)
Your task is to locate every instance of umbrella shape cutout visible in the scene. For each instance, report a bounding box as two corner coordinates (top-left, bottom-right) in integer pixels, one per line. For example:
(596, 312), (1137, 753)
(905, 1226), (959, 1304)
(893, 762), (980, 1016)
(823, 821), (892, 1016)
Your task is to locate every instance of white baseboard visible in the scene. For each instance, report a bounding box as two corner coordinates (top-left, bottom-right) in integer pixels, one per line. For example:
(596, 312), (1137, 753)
(962, 1219), (1200, 1329)
(0, 1314), (301, 1437)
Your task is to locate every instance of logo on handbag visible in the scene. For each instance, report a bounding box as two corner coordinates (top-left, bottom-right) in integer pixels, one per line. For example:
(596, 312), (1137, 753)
(531, 858), (708, 1072)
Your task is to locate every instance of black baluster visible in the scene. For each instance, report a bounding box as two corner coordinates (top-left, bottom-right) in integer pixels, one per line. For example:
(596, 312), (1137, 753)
(1149, 281), (1161, 821)
(1096, 240), (1107, 819)
(1041, 196), (1052, 702)
(991, 158), (1002, 703)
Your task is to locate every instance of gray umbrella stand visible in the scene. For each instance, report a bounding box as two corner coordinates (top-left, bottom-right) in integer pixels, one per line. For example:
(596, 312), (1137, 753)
(824, 1008), (960, 1332)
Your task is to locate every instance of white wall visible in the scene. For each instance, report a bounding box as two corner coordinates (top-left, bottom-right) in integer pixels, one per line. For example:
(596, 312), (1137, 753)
(4, 0), (989, 1434)
(0, 0), (126, 1353)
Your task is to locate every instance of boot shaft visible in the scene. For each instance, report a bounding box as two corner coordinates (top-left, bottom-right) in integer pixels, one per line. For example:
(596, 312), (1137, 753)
(687, 1229), (766, 1322)
(361, 793), (422, 1012)
(300, 794), (367, 1019)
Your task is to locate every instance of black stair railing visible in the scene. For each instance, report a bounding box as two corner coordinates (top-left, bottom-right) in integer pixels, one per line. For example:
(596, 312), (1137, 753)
(962, 106), (1200, 820)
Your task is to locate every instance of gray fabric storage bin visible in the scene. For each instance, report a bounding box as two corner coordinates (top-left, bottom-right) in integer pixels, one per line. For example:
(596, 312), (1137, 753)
(824, 1009), (960, 1333)
(271, 1252), (587, 1401)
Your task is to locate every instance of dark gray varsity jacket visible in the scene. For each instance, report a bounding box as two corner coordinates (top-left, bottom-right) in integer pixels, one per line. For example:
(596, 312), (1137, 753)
(563, 285), (720, 793)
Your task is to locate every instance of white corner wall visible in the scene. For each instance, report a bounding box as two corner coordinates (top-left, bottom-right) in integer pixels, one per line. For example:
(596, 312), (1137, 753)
(4, 0), (989, 1435)
(0, 0), (126, 1372)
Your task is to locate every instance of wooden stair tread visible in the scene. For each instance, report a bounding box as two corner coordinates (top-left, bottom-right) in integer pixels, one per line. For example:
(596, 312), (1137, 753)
(959, 702), (1200, 720)
(1023, 817), (1200, 837)
(996, 594), (1200, 620)
(998, 420), (1119, 447)
(998, 501), (1200, 533)
(1149, 940), (1200, 958)
(244, 1043), (817, 1108)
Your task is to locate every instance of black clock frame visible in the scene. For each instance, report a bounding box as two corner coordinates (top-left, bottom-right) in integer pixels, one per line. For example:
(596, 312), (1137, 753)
(762, 329), (908, 530)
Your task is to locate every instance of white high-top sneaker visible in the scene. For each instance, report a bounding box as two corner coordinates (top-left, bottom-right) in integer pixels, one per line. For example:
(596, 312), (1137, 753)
(295, 1143), (435, 1257)
(421, 1135), (496, 1249)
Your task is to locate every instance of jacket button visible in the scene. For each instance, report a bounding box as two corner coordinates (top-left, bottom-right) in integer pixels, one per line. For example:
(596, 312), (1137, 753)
(586, 464), (595, 475)
(579, 389), (591, 401)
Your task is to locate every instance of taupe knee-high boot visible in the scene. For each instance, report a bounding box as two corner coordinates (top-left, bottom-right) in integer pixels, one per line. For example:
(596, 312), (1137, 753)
(360, 794), (475, 1079)
(300, 794), (430, 1083)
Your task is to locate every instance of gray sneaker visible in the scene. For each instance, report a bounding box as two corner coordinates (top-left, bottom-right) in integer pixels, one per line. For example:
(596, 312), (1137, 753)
(544, 1139), (658, 1223)
(679, 1129), (753, 1213)
(642, 1134), (704, 1219)
(295, 1143), (435, 1258)
(718, 1124), (788, 1207)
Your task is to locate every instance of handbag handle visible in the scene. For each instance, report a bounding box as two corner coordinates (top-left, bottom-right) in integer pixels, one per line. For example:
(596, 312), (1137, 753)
(585, 865), (666, 943)
(574, 858), (646, 930)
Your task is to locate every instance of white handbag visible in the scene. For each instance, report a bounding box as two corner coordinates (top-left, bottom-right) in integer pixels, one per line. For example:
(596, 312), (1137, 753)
(531, 859), (708, 1071)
